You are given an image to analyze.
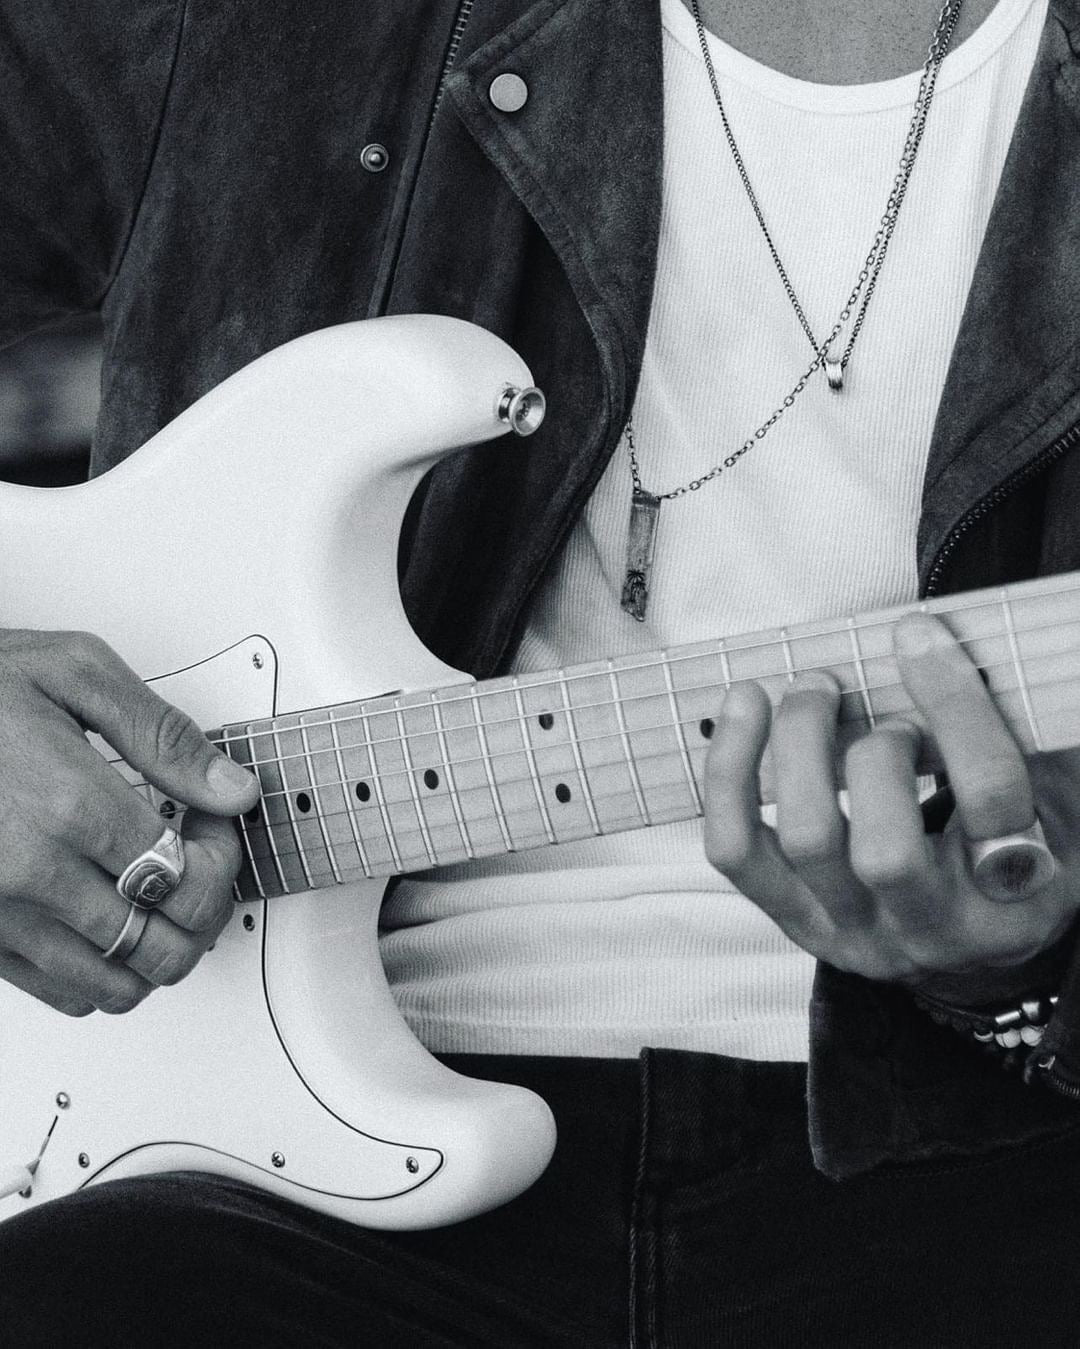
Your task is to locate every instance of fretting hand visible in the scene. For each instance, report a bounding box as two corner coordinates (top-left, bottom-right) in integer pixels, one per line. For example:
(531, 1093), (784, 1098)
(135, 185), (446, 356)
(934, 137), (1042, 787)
(703, 612), (1080, 995)
(0, 629), (260, 1016)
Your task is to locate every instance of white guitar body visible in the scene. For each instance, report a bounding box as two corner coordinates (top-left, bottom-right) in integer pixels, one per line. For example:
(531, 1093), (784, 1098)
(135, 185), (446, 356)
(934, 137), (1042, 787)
(0, 316), (557, 1230)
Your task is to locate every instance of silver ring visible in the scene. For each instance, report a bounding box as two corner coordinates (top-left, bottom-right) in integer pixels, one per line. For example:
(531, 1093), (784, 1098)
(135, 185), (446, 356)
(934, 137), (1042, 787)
(115, 826), (185, 909)
(101, 903), (150, 962)
(967, 817), (1057, 903)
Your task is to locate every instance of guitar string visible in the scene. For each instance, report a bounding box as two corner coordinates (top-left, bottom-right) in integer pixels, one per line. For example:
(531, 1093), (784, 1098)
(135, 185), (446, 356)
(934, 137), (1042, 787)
(140, 661), (1077, 884)
(202, 615), (1078, 760)
(204, 580), (1080, 750)
(225, 736), (964, 891)
(196, 635), (1075, 776)
(127, 648), (1069, 802)
(126, 646), (1057, 796)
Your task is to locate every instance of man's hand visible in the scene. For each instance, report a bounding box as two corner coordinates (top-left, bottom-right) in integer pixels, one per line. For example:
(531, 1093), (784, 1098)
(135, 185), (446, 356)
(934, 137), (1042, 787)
(0, 629), (260, 1015)
(703, 612), (1080, 992)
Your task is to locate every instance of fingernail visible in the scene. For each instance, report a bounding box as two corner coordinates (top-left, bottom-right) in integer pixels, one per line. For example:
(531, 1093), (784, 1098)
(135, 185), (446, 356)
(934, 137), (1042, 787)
(207, 755), (256, 797)
(792, 670), (839, 695)
(893, 614), (941, 657)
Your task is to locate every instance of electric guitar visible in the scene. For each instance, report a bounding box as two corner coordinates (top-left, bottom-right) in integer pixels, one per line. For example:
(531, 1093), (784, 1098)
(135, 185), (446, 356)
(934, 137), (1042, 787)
(1, 315), (1078, 1231)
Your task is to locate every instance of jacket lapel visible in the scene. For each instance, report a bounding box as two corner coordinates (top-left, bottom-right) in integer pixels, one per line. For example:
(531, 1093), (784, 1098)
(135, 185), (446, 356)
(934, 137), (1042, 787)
(446, 0), (664, 421)
(917, 0), (1080, 586)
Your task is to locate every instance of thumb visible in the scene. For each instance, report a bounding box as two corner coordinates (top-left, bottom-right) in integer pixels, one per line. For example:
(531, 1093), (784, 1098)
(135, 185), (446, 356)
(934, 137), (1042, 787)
(39, 632), (261, 815)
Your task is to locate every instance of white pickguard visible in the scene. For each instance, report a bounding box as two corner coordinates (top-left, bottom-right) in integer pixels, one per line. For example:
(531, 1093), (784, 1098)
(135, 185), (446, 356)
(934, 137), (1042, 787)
(0, 316), (557, 1230)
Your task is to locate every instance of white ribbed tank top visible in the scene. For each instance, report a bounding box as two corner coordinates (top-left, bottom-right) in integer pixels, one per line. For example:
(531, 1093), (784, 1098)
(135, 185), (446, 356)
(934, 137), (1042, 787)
(380, 0), (1048, 1061)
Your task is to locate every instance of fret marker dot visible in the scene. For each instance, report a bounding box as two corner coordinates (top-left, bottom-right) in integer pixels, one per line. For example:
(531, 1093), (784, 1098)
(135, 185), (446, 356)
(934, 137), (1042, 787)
(423, 769), (439, 790)
(555, 783), (571, 804)
(159, 800), (176, 819)
(356, 782), (371, 802)
(538, 712), (555, 730)
(296, 792), (311, 813)
(700, 718), (715, 740)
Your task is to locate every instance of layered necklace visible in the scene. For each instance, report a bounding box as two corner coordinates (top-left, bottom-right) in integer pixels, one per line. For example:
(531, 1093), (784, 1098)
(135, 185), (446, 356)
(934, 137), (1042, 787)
(620, 0), (967, 621)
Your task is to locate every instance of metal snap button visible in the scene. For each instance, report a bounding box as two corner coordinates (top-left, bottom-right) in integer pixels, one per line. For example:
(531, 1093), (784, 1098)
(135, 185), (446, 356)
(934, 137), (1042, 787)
(360, 143), (390, 173)
(488, 73), (528, 113)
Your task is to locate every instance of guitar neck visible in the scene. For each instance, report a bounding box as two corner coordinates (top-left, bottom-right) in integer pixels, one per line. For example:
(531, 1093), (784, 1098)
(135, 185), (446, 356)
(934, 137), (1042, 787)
(215, 572), (1080, 899)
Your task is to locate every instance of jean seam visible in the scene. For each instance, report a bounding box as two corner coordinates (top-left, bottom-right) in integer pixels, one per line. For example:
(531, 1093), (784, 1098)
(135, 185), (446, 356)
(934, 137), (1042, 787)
(628, 1048), (657, 1349)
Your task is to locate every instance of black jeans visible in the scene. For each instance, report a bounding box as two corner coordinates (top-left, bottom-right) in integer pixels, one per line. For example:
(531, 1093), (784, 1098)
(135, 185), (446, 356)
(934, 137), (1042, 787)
(4, 1049), (1080, 1348)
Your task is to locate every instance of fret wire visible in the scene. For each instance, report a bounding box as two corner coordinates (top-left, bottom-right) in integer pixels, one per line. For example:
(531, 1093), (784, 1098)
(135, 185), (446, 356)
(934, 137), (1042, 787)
(557, 670), (603, 835)
(249, 724), (289, 894)
(235, 803), (267, 899)
(360, 702), (404, 873)
(512, 677), (557, 845)
(470, 684), (514, 852)
(271, 721), (314, 890)
(717, 637), (733, 692)
(661, 650), (703, 813)
(847, 616), (876, 727)
(780, 629), (796, 683)
(210, 607), (1080, 758)
(326, 703), (373, 879)
(210, 644), (1055, 780)
(1000, 588), (1043, 751)
(429, 690), (475, 860)
(299, 715), (342, 884)
(606, 661), (649, 827)
(393, 698), (437, 867)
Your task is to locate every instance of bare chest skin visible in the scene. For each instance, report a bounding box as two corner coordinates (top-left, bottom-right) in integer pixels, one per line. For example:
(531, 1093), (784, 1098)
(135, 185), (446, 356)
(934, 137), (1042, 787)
(687, 0), (1002, 83)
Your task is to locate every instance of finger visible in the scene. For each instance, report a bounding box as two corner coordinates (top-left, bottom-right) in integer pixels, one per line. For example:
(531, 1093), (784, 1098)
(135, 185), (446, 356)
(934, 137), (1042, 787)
(772, 672), (869, 921)
(28, 631), (259, 816)
(54, 862), (225, 987)
(0, 950), (96, 1017)
(893, 612), (1035, 841)
(845, 722), (941, 936)
(2, 902), (153, 1013)
(704, 682), (832, 951)
(156, 808), (242, 935)
(38, 736), (192, 887)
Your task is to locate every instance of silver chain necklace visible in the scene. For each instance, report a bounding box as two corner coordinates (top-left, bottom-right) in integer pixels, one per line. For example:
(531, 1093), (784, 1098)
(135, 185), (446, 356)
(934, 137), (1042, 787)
(620, 0), (966, 621)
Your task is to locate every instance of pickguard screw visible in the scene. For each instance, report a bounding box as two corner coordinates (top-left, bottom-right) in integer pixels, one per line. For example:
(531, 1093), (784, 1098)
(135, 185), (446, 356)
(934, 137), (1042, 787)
(271, 1152), (285, 1169)
(252, 653), (264, 670)
(243, 914), (255, 931)
(56, 1092), (70, 1109)
(405, 1156), (420, 1174)
(78, 1153), (90, 1169)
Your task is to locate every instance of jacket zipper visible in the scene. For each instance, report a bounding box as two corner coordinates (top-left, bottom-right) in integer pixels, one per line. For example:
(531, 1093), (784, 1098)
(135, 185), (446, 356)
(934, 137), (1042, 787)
(923, 418), (1080, 1100)
(923, 422), (1080, 597)
(368, 0), (476, 318)
(1037, 1054), (1080, 1100)
(430, 0), (476, 127)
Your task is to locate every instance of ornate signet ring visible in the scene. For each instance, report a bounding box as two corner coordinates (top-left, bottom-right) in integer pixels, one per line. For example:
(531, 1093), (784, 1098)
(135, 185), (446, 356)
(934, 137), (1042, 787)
(115, 826), (186, 909)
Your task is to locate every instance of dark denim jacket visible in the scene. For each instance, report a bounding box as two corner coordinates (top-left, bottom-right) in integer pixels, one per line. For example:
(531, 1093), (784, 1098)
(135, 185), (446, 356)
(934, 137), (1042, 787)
(4, 0), (1080, 1177)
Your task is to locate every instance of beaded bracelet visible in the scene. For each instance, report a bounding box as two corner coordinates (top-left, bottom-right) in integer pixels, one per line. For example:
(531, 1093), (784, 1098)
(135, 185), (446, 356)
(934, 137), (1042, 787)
(912, 990), (1059, 1051)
